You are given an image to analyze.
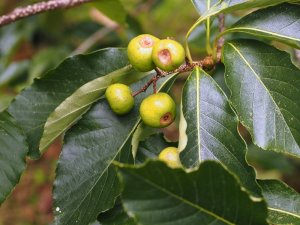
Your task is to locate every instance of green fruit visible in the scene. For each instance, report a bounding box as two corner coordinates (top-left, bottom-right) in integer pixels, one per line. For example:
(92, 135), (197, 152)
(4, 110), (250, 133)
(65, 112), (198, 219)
(139, 92), (176, 128)
(152, 39), (185, 71)
(127, 34), (160, 72)
(105, 83), (134, 115)
(158, 147), (181, 168)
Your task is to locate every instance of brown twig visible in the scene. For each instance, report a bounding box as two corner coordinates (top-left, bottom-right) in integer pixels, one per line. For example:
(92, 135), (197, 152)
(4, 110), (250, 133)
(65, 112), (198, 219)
(132, 56), (214, 97)
(216, 13), (225, 62)
(0, 0), (94, 27)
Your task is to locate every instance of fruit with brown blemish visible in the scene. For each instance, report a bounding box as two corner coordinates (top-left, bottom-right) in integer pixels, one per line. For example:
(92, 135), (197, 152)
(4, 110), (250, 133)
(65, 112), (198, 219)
(158, 147), (181, 168)
(127, 34), (160, 72)
(139, 92), (176, 128)
(105, 83), (134, 115)
(152, 39), (185, 71)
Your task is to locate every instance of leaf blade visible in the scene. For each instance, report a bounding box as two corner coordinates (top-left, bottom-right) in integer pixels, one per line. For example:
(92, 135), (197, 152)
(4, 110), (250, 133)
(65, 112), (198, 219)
(258, 180), (300, 225)
(179, 67), (261, 197)
(222, 40), (300, 157)
(221, 3), (300, 48)
(117, 160), (268, 225)
(40, 65), (149, 152)
(8, 48), (131, 158)
(53, 74), (178, 225)
(0, 111), (28, 205)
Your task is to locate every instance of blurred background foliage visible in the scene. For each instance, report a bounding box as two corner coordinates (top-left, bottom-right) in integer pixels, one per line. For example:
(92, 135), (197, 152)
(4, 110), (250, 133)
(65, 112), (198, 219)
(0, 0), (299, 224)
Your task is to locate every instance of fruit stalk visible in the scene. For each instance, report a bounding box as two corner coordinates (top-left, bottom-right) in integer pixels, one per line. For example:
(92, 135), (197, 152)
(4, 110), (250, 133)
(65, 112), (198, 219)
(132, 55), (214, 97)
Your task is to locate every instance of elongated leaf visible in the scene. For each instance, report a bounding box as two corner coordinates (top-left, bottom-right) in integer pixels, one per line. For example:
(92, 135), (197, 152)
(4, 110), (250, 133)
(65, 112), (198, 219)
(53, 74), (178, 225)
(204, 0), (297, 17)
(223, 40), (300, 157)
(40, 66), (148, 152)
(258, 180), (300, 225)
(8, 48), (131, 158)
(97, 200), (136, 225)
(188, 0), (297, 40)
(179, 67), (261, 197)
(117, 160), (268, 225)
(221, 3), (300, 49)
(0, 111), (28, 204)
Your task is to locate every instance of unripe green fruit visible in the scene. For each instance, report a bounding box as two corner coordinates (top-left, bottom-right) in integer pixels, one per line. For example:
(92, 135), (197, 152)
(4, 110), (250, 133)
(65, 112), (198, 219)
(105, 83), (134, 115)
(139, 92), (176, 128)
(152, 39), (185, 71)
(158, 147), (181, 168)
(127, 34), (160, 72)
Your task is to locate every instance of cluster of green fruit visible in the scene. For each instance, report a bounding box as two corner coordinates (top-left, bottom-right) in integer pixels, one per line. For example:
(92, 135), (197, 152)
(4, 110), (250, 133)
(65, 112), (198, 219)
(105, 34), (186, 129)
(127, 34), (185, 72)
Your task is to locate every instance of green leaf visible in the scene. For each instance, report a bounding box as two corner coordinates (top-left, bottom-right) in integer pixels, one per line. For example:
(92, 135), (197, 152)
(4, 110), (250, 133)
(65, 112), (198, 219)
(91, 0), (127, 25)
(97, 200), (136, 225)
(0, 111), (28, 205)
(220, 3), (300, 49)
(40, 65), (148, 153)
(8, 48), (131, 158)
(187, 0), (298, 50)
(258, 180), (300, 225)
(53, 74), (178, 225)
(117, 160), (268, 225)
(222, 40), (300, 157)
(179, 67), (261, 197)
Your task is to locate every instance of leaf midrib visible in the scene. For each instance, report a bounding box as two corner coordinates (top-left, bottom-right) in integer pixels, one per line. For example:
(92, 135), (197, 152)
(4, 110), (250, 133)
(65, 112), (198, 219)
(224, 27), (300, 42)
(268, 207), (300, 219)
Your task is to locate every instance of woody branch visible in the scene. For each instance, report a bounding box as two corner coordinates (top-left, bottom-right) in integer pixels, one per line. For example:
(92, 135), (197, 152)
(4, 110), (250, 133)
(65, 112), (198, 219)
(0, 0), (94, 27)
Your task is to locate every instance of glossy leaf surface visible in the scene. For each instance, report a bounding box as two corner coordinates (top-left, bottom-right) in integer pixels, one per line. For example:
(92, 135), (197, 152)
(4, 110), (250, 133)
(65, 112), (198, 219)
(179, 67), (261, 197)
(222, 3), (300, 48)
(223, 40), (300, 157)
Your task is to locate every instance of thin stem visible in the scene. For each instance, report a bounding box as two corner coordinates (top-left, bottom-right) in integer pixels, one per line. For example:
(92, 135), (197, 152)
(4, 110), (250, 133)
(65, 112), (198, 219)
(206, 17), (213, 55)
(205, 0), (213, 55)
(214, 13), (225, 62)
(0, 0), (94, 27)
(132, 56), (214, 97)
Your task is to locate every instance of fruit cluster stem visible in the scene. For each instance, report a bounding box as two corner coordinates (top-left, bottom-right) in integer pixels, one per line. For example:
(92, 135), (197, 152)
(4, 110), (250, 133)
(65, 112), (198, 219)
(132, 56), (214, 97)
(216, 13), (225, 62)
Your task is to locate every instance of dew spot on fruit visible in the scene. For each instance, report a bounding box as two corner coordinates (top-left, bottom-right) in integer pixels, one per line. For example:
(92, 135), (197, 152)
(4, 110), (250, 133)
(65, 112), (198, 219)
(139, 36), (154, 48)
(158, 49), (171, 65)
(160, 112), (173, 126)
